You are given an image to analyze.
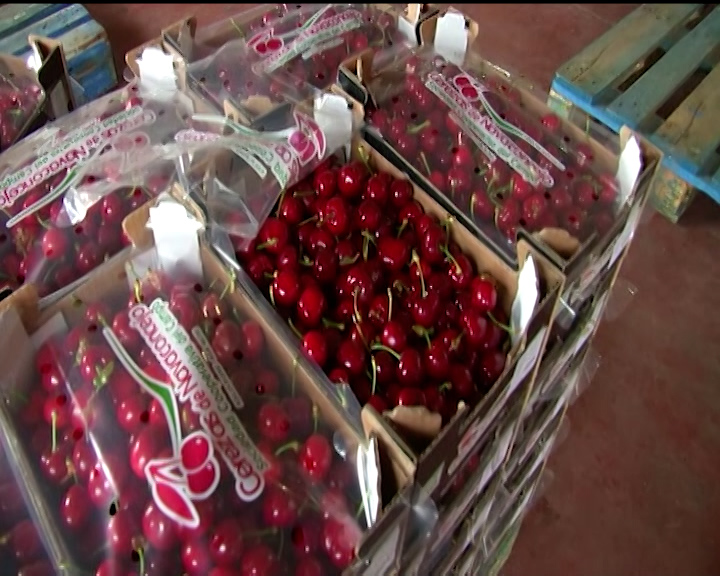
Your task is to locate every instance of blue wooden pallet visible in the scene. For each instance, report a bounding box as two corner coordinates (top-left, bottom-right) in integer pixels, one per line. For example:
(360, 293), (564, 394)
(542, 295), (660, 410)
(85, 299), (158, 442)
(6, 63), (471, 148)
(550, 4), (720, 204)
(0, 4), (117, 105)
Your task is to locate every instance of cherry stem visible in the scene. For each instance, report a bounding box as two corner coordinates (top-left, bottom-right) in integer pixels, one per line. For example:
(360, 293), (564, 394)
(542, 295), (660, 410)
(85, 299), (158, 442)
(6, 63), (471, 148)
(229, 18), (245, 38)
(488, 312), (513, 334)
(274, 441), (299, 456)
(355, 500), (365, 520)
(439, 381), (452, 393)
(361, 230), (375, 262)
(292, 190), (315, 198)
(243, 527), (279, 539)
(339, 254), (360, 267)
(300, 255), (313, 267)
(410, 250), (427, 298)
(419, 151), (432, 176)
(299, 215), (319, 227)
(440, 246), (462, 276)
(219, 269), (236, 301)
(370, 355), (378, 395)
(135, 547), (145, 576)
(312, 404), (320, 434)
(36, 215), (51, 230)
(277, 525), (285, 557)
(268, 284), (276, 307)
(352, 289), (363, 326)
(412, 325), (432, 348)
(256, 238), (278, 251)
(51, 411), (57, 453)
(132, 279), (143, 305)
(322, 318), (345, 331)
(64, 458), (78, 484)
(392, 279), (407, 294)
(287, 318), (303, 340)
(451, 332), (464, 352)
(356, 145), (374, 175)
(397, 219), (408, 238)
(407, 120), (430, 135)
(274, 189), (286, 217)
(291, 356), (298, 397)
(370, 343), (400, 362)
(386, 287), (393, 322)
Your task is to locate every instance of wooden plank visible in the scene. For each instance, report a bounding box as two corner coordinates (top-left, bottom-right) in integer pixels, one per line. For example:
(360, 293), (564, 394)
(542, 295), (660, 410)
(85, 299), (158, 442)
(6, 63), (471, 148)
(607, 7), (720, 130)
(557, 4), (702, 101)
(654, 63), (720, 173)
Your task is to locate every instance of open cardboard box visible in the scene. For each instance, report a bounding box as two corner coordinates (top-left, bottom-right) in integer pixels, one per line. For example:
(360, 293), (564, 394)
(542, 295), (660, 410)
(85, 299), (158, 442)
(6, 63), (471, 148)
(348, 139), (563, 505)
(0, 191), (421, 575)
(334, 8), (663, 319)
(125, 5), (436, 127)
(0, 35), (75, 153)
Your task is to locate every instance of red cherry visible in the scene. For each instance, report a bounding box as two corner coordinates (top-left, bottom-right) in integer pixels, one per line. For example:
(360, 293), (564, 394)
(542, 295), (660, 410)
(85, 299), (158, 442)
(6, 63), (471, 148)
(258, 402), (291, 442)
(240, 320), (265, 359)
(143, 502), (178, 551)
(241, 545), (278, 576)
(180, 432), (211, 472)
(262, 485), (299, 527)
(40, 227), (69, 260)
(337, 162), (366, 199)
(182, 540), (213, 576)
(301, 330), (328, 367)
(209, 518), (245, 566)
(380, 321), (407, 352)
(129, 425), (167, 478)
(296, 285), (326, 328)
(257, 217), (289, 255)
(322, 517), (359, 569)
(107, 509), (138, 555)
(61, 483), (92, 530)
(322, 196), (351, 236)
(300, 433), (332, 483)
(469, 276), (498, 312)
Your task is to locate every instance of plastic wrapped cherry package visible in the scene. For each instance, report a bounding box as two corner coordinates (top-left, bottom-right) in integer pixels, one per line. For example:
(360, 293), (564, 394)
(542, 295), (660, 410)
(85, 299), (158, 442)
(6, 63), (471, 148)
(183, 4), (419, 121)
(0, 56), (45, 152)
(230, 137), (553, 438)
(0, 68), (235, 306)
(0, 197), (381, 576)
(0, 439), (55, 576)
(357, 45), (632, 262)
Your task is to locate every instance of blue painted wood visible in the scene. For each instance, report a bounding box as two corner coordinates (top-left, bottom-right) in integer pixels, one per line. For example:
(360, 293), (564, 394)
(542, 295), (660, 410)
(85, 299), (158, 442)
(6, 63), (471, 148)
(550, 5), (720, 205)
(0, 3), (117, 105)
(606, 7), (720, 130)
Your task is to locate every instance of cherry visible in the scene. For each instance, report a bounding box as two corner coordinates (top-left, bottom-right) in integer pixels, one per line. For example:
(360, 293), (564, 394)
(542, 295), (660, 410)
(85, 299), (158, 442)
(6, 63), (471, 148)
(461, 309), (489, 348)
(469, 276), (498, 313)
(380, 321), (407, 352)
(424, 338), (451, 380)
(296, 285), (326, 328)
(262, 485), (299, 527)
(143, 502), (178, 551)
(377, 236), (410, 272)
(300, 433), (332, 483)
(322, 517), (359, 569)
(241, 545), (278, 576)
(337, 339), (367, 377)
(212, 320), (244, 365)
(18, 561), (56, 576)
(449, 364), (476, 400)
(61, 483), (92, 530)
(291, 519), (321, 557)
(40, 227), (69, 260)
(258, 402), (291, 443)
(129, 425), (167, 478)
(313, 169), (337, 198)
(72, 440), (96, 484)
(364, 174), (389, 205)
(301, 330), (328, 367)
(313, 248), (338, 285)
(397, 387), (426, 407)
(209, 518), (244, 566)
(4, 520), (43, 564)
(412, 290), (441, 328)
(390, 179), (413, 207)
(116, 394), (149, 433)
(182, 539), (213, 576)
(397, 348), (424, 387)
(240, 320), (265, 359)
(322, 196), (351, 236)
(296, 557), (324, 576)
(40, 443), (72, 484)
(107, 509), (139, 555)
(479, 350), (506, 386)
(337, 161), (366, 199)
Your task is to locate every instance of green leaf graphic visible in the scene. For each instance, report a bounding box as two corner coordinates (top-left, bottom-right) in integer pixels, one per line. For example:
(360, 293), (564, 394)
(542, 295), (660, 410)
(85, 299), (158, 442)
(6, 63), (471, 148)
(103, 327), (182, 454)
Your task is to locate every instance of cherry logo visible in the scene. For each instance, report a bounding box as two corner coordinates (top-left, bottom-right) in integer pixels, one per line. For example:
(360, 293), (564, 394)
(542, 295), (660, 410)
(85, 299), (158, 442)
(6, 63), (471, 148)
(453, 75), (481, 102)
(247, 31), (285, 56)
(145, 431), (221, 528)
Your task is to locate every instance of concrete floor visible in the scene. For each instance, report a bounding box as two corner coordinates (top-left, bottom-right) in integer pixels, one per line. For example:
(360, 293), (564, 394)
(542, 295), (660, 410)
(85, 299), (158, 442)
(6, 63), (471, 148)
(85, 4), (720, 575)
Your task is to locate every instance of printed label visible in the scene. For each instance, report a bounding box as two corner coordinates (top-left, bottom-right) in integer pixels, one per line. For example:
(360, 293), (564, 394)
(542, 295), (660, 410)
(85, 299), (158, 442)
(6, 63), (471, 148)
(425, 64), (565, 188)
(180, 110), (327, 190)
(248, 8), (365, 73)
(103, 298), (267, 528)
(1, 106), (156, 212)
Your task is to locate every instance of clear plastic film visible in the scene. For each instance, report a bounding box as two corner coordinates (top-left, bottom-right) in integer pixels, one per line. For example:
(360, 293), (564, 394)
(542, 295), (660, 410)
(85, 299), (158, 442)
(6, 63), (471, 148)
(0, 197), (382, 576)
(358, 41), (637, 262)
(182, 4), (419, 122)
(0, 64), (234, 306)
(0, 55), (45, 152)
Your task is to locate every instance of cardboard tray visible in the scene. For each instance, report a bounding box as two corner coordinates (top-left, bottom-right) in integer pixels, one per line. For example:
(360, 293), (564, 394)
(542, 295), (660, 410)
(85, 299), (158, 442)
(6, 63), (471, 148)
(0, 193), (414, 575)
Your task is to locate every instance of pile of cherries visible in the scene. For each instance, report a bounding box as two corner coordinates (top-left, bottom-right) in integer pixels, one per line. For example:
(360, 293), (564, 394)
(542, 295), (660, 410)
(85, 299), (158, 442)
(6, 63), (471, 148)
(192, 4), (407, 114)
(12, 271), (365, 575)
(366, 57), (620, 251)
(0, 71), (44, 152)
(0, 444), (54, 576)
(235, 153), (510, 424)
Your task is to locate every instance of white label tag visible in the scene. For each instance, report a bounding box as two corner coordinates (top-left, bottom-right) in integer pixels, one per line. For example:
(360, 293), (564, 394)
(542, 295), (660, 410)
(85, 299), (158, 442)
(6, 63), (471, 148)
(433, 9), (470, 65)
(505, 326), (547, 400)
(148, 199), (203, 280)
(313, 93), (353, 158)
(137, 47), (178, 99)
(510, 254), (539, 347)
(616, 135), (643, 205)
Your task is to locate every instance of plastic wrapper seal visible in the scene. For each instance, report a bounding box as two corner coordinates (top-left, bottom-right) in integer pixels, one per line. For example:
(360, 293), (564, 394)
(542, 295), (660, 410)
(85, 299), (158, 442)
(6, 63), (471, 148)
(0, 196), (383, 576)
(339, 29), (647, 267)
(0, 70), (238, 307)
(171, 4), (428, 123)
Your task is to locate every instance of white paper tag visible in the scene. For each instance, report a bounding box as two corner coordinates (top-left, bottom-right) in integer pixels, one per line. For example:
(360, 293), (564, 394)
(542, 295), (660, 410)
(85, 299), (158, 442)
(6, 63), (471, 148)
(137, 46), (178, 99)
(616, 135), (643, 205)
(433, 9), (470, 65)
(609, 199), (644, 266)
(511, 254), (539, 347)
(147, 199), (203, 280)
(314, 93), (354, 159)
(357, 438), (381, 527)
